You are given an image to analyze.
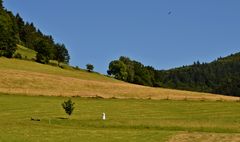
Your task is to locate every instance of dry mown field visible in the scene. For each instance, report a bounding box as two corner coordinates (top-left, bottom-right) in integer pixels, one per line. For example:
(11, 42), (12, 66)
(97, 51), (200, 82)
(0, 58), (239, 101)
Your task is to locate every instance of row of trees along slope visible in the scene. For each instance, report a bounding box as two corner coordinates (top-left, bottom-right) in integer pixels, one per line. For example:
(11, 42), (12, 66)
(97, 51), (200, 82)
(0, 0), (70, 65)
(108, 54), (240, 97)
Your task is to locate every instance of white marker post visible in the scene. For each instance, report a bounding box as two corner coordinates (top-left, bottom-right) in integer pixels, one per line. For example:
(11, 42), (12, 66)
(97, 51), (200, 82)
(102, 112), (106, 120)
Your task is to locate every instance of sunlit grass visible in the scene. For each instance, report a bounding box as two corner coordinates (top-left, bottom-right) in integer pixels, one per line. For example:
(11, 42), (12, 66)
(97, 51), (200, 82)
(0, 94), (239, 141)
(15, 44), (37, 60)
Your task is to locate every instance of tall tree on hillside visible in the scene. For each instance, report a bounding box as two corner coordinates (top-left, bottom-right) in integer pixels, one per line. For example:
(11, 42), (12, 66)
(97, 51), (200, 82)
(55, 43), (70, 66)
(0, 29), (16, 57)
(0, 8), (17, 58)
(7, 11), (20, 42)
(15, 13), (25, 45)
(16, 13), (24, 29)
(35, 40), (51, 64)
(20, 22), (38, 49)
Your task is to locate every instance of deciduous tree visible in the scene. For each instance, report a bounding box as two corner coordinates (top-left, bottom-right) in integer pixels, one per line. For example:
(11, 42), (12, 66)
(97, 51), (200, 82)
(108, 60), (128, 81)
(86, 64), (94, 72)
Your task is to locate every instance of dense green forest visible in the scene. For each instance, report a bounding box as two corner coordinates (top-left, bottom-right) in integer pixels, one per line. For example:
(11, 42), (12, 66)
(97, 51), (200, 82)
(108, 53), (240, 97)
(0, 0), (70, 64)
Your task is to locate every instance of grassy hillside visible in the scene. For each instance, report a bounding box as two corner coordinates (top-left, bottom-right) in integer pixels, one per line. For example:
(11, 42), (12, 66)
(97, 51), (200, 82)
(0, 57), (239, 101)
(14, 44), (37, 60)
(15, 44), (73, 69)
(0, 93), (239, 142)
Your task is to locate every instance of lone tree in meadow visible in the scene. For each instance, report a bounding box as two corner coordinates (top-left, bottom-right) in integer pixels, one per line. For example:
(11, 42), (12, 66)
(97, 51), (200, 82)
(86, 64), (94, 72)
(62, 99), (75, 118)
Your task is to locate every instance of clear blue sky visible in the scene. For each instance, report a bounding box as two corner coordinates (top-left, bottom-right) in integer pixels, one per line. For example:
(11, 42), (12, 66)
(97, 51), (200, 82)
(4, 0), (240, 73)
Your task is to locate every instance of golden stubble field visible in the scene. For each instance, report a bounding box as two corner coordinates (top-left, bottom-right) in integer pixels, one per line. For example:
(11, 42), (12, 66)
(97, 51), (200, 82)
(0, 68), (238, 101)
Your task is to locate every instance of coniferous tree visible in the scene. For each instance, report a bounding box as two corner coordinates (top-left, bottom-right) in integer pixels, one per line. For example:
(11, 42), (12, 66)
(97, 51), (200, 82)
(55, 43), (70, 66)
(15, 13), (25, 45)
(0, 1), (71, 63)
(35, 40), (51, 64)
(0, 7), (17, 57)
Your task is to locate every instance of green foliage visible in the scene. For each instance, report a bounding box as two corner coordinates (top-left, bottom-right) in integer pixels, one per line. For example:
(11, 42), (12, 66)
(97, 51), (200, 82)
(86, 64), (94, 72)
(19, 22), (37, 49)
(35, 40), (51, 64)
(0, 8), (17, 58)
(15, 13), (24, 35)
(119, 56), (135, 82)
(108, 56), (155, 86)
(155, 53), (240, 96)
(108, 60), (128, 81)
(108, 53), (240, 97)
(0, 2), (70, 63)
(55, 43), (70, 66)
(62, 99), (75, 117)
(13, 53), (22, 59)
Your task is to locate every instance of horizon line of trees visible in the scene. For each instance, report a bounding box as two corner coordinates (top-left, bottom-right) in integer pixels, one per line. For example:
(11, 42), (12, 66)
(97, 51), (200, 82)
(108, 54), (240, 97)
(0, 0), (70, 65)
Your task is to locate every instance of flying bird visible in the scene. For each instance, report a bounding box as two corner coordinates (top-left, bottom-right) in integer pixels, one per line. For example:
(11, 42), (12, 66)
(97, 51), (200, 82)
(168, 11), (172, 15)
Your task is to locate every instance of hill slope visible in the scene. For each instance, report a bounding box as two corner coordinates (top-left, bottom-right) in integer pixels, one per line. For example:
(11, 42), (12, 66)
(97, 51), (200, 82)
(0, 2), (70, 64)
(14, 44), (37, 60)
(108, 53), (240, 97)
(0, 57), (238, 101)
(157, 52), (240, 96)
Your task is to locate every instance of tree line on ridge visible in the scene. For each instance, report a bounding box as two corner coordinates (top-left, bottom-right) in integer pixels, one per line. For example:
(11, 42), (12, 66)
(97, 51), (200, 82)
(108, 54), (240, 97)
(0, 0), (70, 65)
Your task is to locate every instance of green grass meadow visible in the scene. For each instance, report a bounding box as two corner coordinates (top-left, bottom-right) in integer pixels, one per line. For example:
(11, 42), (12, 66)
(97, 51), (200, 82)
(15, 45), (37, 60)
(0, 93), (239, 142)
